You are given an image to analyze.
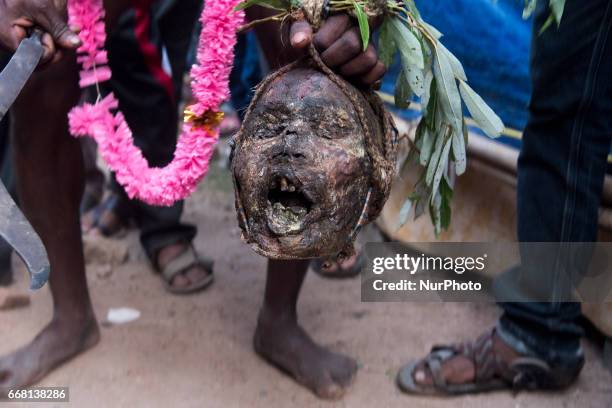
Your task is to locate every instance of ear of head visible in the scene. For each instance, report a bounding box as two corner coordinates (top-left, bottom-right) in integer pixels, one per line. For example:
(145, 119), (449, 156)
(231, 63), (398, 260)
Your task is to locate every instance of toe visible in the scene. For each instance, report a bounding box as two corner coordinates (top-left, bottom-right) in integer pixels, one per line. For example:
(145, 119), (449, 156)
(313, 372), (345, 400)
(329, 355), (358, 387)
(170, 274), (191, 288)
(185, 266), (209, 284)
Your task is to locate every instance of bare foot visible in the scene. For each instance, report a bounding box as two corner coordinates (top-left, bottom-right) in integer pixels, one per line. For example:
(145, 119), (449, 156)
(254, 310), (357, 399)
(0, 316), (99, 394)
(157, 243), (211, 291)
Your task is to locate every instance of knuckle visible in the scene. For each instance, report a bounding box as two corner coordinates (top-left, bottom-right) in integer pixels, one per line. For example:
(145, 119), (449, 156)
(313, 33), (330, 50)
(341, 30), (361, 55)
(51, 21), (67, 37)
(362, 50), (378, 68)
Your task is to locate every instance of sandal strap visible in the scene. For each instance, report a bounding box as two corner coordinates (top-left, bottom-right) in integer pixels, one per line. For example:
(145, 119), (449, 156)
(424, 349), (454, 389)
(428, 329), (518, 384)
(161, 246), (212, 282)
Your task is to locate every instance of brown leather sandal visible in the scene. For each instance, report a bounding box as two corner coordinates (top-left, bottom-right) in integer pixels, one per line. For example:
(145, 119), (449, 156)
(397, 329), (583, 396)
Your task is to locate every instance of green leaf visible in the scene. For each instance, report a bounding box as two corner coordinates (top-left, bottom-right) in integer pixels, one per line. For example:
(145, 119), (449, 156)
(390, 18), (424, 70)
(405, 66), (425, 97)
(234, 0), (289, 11)
(421, 71), (434, 113)
(414, 195), (426, 219)
(439, 179), (453, 230)
(451, 126), (467, 175)
(412, 179), (428, 219)
(458, 80), (504, 138)
(419, 124), (434, 166)
(440, 176), (454, 199)
(522, 0), (537, 19)
(353, 1), (370, 52)
(425, 126), (447, 186)
(422, 22), (443, 40)
(395, 73), (412, 109)
(398, 199), (413, 227)
(433, 45), (466, 174)
(403, 0), (421, 20)
(439, 43), (466, 82)
(431, 137), (452, 205)
(429, 193), (442, 236)
(433, 46), (463, 131)
(550, 0), (566, 25)
(538, 13), (555, 34)
(378, 18), (397, 67)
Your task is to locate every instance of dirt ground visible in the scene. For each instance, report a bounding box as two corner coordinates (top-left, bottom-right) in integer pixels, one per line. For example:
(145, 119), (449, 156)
(1, 161), (611, 408)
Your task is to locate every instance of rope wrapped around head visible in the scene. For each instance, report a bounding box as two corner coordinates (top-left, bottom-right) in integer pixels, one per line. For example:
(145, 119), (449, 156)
(233, 40), (398, 242)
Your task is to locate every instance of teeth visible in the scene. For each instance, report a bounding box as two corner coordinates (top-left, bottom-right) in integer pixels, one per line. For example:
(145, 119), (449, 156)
(280, 177), (289, 192)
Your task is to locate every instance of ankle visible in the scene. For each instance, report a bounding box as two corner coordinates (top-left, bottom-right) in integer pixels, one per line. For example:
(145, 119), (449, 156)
(52, 307), (97, 328)
(257, 306), (297, 327)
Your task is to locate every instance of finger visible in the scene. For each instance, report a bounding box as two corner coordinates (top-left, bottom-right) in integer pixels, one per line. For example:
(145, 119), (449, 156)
(360, 61), (386, 85)
(313, 14), (352, 51)
(339, 44), (378, 77)
(289, 20), (313, 49)
(51, 49), (63, 64)
(320, 27), (362, 67)
(5, 26), (28, 50)
(40, 32), (56, 64)
(36, 10), (81, 49)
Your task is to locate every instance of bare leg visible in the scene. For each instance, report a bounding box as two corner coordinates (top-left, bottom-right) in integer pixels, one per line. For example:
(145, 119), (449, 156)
(0, 55), (99, 392)
(254, 260), (357, 399)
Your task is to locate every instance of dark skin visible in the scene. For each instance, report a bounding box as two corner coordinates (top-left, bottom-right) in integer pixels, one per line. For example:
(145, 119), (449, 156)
(0, 0), (129, 392)
(254, 260), (357, 399)
(245, 8), (384, 399)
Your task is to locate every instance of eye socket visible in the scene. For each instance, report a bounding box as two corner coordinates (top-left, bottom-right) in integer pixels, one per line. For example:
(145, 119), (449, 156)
(251, 112), (288, 140)
(309, 110), (357, 140)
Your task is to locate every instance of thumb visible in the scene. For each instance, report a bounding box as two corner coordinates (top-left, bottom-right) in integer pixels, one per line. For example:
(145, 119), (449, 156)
(289, 20), (312, 49)
(37, 10), (81, 49)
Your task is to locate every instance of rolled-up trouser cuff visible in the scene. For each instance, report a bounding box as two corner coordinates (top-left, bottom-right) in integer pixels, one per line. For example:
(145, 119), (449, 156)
(497, 317), (584, 368)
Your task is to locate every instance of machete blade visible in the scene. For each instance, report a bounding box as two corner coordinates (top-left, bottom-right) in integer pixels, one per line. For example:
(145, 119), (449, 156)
(0, 181), (49, 290)
(0, 32), (49, 290)
(0, 32), (43, 122)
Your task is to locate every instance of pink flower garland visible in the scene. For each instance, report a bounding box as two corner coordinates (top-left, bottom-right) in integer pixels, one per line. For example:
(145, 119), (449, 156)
(67, 0), (244, 206)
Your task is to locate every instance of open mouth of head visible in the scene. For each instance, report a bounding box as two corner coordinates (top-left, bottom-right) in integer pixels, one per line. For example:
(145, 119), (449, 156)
(265, 175), (312, 235)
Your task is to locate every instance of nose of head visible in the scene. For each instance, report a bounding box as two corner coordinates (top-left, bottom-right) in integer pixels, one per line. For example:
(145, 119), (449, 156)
(272, 129), (309, 161)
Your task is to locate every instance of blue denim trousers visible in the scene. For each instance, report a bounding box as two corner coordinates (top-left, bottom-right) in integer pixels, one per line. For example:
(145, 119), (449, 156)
(498, 0), (612, 368)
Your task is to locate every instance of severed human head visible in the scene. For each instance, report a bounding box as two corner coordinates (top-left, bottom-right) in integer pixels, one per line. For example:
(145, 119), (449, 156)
(230, 62), (397, 260)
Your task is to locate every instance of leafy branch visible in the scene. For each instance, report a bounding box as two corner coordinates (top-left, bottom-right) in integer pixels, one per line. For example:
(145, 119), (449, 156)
(523, 0), (566, 34)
